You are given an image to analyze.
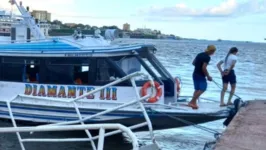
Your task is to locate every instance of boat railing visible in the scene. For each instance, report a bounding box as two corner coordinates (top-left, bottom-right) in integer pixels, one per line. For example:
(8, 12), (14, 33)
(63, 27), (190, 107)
(4, 71), (160, 150)
(0, 124), (139, 150)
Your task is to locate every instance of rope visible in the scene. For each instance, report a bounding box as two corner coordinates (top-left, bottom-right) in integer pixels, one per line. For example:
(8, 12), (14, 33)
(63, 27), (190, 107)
(147, 108), (221, 138)
(212, 79), (242, 100)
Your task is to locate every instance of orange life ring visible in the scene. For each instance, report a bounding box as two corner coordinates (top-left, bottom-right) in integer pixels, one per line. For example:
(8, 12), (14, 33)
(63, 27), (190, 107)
(175, 77), (181, 93)
(141, 81), (162, 103)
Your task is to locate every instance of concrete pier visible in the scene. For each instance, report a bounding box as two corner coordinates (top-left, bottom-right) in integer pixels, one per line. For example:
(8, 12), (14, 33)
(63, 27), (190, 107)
(214, 100), (266, 150)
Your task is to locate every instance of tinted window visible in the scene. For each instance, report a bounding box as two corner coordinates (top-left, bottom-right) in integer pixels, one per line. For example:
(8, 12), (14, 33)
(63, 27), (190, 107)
(1, 57), (40, 82)
(2, 57), (39, 65)
(44, 57), (90, 85)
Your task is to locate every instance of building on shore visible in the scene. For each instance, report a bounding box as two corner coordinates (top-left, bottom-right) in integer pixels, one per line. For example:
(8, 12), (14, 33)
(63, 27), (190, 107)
(31, 10), (51, 22)
(50, 24), (61, 30)
(157, 34), (177, 39)
(64, 23), (77, 28)
(134, 28), (157, 35)
(37, 21), (51, 36)
(123, 23), (130, 31)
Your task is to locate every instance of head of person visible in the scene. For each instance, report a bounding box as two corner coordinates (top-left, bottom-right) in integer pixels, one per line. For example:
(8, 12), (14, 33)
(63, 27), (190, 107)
(205, 45), (216, 55)
(228, 47), (238, 55)
(224, 47), (238, 64)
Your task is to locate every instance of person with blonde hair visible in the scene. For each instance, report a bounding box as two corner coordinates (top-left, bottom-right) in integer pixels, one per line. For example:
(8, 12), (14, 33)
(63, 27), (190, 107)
(188, 45), (216, 109)
(217, 47), (238, 106)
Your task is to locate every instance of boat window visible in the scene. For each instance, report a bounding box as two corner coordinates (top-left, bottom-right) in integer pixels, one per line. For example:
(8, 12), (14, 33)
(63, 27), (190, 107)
(44, 57), (90, 85)
(1, 57), (40, 83)
(24, 63), (40, 83)
(115, 56), (141, 75)
(2, 57), (40, 65)
(142, 58), (162, 78)
(114, 56), (160, 81)
(47, 58), (89, 66)
(93, 58), (131, 86)
(96, 58), (117, 81)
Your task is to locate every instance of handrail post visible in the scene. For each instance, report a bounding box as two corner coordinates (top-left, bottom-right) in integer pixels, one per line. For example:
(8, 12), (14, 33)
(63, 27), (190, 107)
(97, 127), (105, 150)
(73, 102), (97, 150)
(6, 101), (26, 150)
(130, 77), (159, 146)
(0, 124), (139, 150)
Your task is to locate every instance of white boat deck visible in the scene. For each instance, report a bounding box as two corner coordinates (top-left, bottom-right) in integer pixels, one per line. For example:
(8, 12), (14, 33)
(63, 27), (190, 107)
(176, 101), (231, 113)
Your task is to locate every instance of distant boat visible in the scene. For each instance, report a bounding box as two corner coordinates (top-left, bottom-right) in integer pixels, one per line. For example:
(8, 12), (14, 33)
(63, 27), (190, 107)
(217, 39), (222, 42)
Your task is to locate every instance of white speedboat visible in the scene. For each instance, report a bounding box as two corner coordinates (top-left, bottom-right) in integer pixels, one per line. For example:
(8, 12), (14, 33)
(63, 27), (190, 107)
(0, 0), (237, 131)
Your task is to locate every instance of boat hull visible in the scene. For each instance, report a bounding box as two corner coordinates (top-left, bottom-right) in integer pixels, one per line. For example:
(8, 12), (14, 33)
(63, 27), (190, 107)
(0, 102), (228, 130)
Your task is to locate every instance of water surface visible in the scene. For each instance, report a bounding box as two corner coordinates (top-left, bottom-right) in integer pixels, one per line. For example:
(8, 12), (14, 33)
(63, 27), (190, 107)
(1, 39), (266, 150)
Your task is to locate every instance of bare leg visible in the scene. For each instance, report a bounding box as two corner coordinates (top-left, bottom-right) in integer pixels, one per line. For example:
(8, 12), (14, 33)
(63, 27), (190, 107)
(220, 83), (228, 106)
(190, 90), (204, 106)
(228, 84), (236, 105)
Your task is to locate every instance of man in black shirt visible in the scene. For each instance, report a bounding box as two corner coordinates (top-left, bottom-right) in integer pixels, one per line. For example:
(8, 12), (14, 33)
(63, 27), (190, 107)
(188, 45), (216, 109)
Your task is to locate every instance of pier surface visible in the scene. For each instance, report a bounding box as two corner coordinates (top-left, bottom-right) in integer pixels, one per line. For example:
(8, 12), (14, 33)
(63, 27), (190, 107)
(214, 100), (266, 150)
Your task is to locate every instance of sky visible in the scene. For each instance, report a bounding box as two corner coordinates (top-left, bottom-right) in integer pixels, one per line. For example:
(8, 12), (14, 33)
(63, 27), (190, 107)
(1, 0), (266, 42)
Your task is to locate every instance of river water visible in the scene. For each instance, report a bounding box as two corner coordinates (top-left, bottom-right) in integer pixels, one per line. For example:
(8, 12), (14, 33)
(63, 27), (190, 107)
(1, 39), (266, 150)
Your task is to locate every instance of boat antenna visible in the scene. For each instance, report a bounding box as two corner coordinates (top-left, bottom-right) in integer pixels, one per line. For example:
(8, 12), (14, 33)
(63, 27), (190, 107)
(10, 1), (13, 17)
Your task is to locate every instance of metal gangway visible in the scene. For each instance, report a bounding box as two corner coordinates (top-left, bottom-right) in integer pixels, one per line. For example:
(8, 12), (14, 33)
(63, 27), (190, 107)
(0, 72), (161, 150)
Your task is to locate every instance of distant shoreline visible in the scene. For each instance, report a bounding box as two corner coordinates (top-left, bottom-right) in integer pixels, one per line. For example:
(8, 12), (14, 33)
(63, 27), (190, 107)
(48, 29), (264, 43)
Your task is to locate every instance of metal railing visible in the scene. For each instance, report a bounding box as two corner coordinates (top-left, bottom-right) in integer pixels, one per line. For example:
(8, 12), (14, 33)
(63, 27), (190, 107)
(4, 72), (160, 150)
(0, 124), (139, 150)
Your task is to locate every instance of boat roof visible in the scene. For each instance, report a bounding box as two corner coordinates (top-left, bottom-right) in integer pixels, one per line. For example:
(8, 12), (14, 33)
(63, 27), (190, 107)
(0, 39), (156, 57)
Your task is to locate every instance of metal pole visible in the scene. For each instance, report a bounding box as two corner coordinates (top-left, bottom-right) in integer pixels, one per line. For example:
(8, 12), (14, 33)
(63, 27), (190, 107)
(6, 102), (26, 150)
(73, 102), (97, 150)
(97, 128), (105, 150)
(0, 124), (139, 150)
(41, 94), (151, 126)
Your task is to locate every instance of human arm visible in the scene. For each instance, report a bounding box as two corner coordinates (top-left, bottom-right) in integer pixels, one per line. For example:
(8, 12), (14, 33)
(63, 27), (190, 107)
(202, 63), (212, 81)
(202, 55), (212, 81)
(217, 60), (224, 76)
(226, 60), (236, 75)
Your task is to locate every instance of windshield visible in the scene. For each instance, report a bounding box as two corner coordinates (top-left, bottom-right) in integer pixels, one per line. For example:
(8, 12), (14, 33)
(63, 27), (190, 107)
(114, 56), (162, 81)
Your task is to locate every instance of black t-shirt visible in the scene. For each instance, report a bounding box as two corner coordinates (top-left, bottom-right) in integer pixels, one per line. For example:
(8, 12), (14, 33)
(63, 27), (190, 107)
(193, 52), (210, 77)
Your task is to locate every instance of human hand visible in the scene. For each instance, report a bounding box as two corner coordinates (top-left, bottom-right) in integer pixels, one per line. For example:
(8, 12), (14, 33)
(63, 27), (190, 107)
(224, 70), (229, 76)
(207, 76), (213, 81)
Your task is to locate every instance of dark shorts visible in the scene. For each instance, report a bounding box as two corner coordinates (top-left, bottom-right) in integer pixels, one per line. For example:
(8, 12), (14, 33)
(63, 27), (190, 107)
(222, 70), (236, 84)
(193, 74), (207, 91)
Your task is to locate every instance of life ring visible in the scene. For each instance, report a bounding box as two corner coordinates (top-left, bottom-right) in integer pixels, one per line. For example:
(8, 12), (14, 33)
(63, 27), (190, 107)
(141, 81), (162, 103)
(175, 77), (181, 94)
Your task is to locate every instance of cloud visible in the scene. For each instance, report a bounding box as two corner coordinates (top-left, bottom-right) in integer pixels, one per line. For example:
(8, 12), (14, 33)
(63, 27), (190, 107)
(139, 0), (266, 18)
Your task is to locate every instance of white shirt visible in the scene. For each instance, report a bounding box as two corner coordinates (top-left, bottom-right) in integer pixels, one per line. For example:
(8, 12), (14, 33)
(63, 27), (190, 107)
(223, 54), (237, 70)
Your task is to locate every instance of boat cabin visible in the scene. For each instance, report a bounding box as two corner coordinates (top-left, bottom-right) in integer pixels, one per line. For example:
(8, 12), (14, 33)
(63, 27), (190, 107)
(0, 42), (177, 104)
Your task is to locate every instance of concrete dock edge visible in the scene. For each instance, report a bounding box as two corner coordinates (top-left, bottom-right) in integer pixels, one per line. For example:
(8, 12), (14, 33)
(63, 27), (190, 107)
(214, 100), (266, 150)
